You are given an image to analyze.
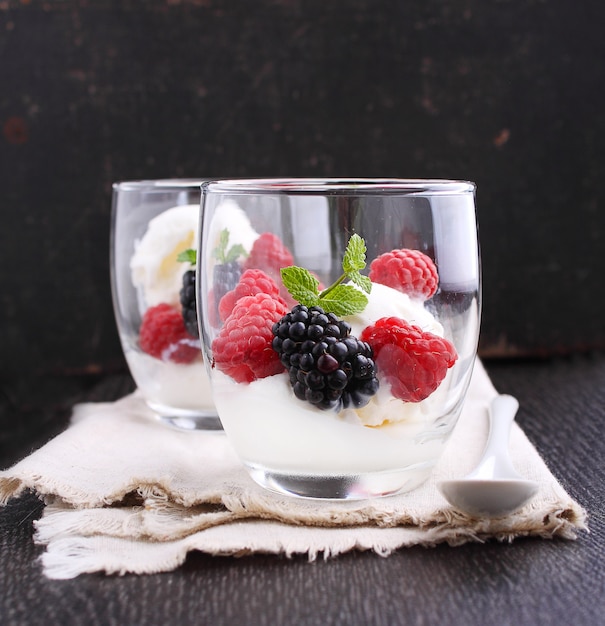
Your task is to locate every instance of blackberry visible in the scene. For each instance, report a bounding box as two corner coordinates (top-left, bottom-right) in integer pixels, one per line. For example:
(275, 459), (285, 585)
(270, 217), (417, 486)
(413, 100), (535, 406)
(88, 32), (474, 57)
(213, 260), (242, 318)
(272, 304), (379, 411)
(179, 269), (199, 338)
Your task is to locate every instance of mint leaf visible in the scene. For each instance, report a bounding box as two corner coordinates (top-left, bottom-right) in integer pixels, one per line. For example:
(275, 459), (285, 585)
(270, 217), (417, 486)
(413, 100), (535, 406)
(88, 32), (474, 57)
(319, 284), (368, 316)
(177, 249), (197, 265)
(281, 266), (320, 307)
(213, 229), (229, 262)
(225, 243), (247, 264)
(281, 234), (372, 316)
(212, 228), (247, 264)
(342, 233), (367, 274)
(349, 272), (372, 294)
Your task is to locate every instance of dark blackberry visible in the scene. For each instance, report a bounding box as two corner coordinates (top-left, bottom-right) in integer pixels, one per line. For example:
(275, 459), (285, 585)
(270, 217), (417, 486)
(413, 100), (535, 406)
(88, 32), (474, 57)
(179, 269), (199, 338)
(213, 260), (242, 318)
(272, 304), (379, 411)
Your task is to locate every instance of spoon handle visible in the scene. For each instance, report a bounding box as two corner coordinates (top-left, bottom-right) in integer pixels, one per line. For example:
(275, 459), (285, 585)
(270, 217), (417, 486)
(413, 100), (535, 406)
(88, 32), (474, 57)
(474, 394), (519, 479)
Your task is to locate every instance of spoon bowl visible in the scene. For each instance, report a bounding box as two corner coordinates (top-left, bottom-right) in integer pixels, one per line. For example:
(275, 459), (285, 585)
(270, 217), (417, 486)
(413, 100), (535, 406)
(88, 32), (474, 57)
(438, 394), (539, 518)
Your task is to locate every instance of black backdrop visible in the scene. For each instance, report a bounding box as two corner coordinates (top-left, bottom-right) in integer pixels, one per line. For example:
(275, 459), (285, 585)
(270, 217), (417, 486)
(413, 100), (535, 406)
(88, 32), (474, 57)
(1, 0), (604, 379)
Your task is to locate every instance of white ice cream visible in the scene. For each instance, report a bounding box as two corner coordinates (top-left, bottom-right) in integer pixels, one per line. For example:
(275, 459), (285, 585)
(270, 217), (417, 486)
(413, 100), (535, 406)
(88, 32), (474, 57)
(346, 282), (443, 340)
(204, 199), (259, 283)
(206, 199), (259, 250)
(130, 204), (200, 309)
(211, 370), (450, 475)
(125, 350), (214, 413)
(210, 283), (458, 476)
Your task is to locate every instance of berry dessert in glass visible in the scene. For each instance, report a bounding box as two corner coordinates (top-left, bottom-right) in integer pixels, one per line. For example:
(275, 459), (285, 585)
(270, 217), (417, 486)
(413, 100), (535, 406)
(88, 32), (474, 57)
(197, 179), (481, 497)
(110, 179), (255, 430)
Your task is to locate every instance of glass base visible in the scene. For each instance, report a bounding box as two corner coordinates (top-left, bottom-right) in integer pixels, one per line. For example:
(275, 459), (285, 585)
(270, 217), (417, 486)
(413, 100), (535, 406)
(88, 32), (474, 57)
(147, 401), (223, 431)
(246, 461), (435, 500)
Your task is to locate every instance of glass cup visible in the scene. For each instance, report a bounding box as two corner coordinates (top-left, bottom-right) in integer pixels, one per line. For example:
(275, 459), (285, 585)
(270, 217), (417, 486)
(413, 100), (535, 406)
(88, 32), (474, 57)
(197, 179), (480, 497)
(110, 179), (220, 430)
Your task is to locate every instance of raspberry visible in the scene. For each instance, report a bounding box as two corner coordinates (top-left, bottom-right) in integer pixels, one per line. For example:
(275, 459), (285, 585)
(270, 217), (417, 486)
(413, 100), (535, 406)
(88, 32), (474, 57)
(272, 305), (379, 411)
(211, 293), (289, 383)
(179, 269), (199, 338)
(244, 232), (294, 279)
(369, 249), (438, 300)
(360, 317), (457, 403)
(139, 303), (200, 364)
(243, 232), (296, 306)
(218, 269), (287, 322)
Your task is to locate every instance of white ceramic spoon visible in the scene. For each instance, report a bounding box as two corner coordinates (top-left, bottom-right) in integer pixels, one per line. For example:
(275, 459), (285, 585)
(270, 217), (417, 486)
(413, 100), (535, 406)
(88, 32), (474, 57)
(438, 394), (539, 518)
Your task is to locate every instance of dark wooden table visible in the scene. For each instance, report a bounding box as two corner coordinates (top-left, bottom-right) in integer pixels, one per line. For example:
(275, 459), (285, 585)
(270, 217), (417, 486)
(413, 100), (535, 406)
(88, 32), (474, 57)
(1, 353), (603, 626)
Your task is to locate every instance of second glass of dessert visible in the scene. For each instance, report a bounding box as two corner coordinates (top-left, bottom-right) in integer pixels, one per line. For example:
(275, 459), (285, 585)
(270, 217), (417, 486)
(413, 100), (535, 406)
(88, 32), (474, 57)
(111, 179), (222, 430)
(197, 179), (481, 496)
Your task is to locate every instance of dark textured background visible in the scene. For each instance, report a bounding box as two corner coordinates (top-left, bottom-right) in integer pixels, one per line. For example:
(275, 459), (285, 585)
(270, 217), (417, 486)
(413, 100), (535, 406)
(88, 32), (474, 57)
(1, 0), (604, 384)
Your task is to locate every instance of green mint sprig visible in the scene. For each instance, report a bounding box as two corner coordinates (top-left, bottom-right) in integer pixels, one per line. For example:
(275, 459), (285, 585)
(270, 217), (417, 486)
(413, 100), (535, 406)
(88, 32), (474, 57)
(280, 234), (371, 316)
(213, 228), (247, 264)
(177, 248), (197, 265)
(177, 228), (248, 267)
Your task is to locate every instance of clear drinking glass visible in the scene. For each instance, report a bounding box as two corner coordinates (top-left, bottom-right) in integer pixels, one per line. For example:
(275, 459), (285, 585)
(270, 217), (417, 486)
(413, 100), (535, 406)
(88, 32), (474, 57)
(197, 179), (481, 497)
(110, 179), (220, 430)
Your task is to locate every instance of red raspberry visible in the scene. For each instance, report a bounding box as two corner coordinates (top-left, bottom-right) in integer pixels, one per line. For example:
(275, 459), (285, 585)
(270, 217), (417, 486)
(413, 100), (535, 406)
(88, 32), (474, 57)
(218, 269), (287, 322)
(139, 303), (200, 364)
(369, 249), (438, 300)
(243, 232), (297, 306)
(360, 317), (457, 403)
(211, 293), (289, 383)
(244, 232), (294, 279)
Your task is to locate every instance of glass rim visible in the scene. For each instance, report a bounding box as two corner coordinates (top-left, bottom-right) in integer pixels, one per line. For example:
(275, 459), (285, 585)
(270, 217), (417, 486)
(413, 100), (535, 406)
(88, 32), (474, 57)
(113, 178), (208, 192)
(202, 178), (475, 195)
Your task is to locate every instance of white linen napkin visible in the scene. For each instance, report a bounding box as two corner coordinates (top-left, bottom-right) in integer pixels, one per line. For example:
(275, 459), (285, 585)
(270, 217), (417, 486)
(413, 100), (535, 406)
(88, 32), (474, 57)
(0, 360), (587, 579)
